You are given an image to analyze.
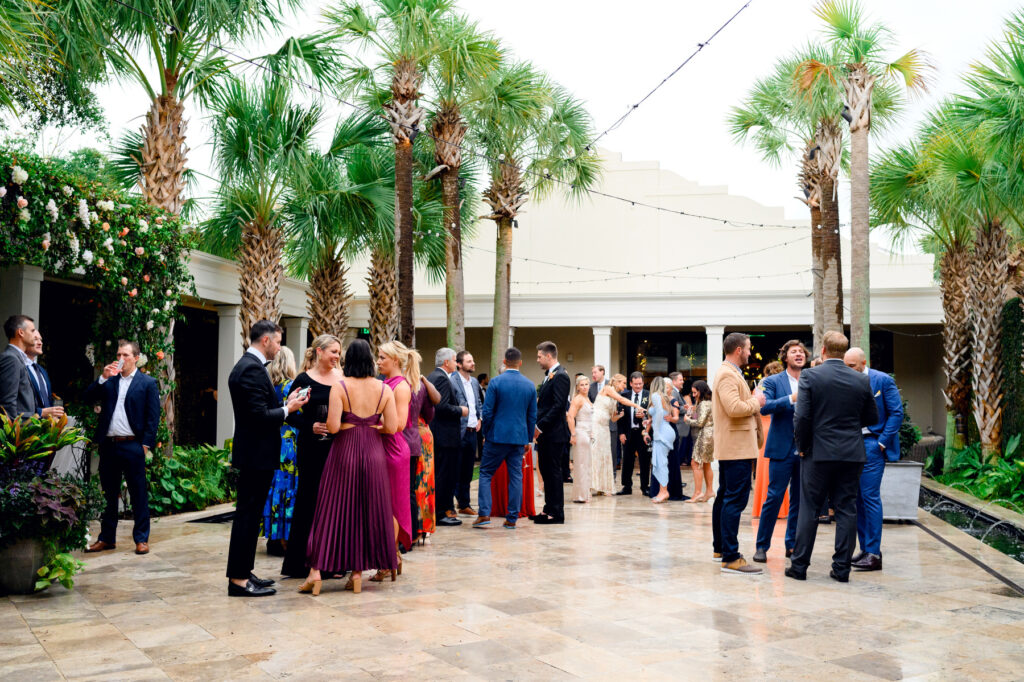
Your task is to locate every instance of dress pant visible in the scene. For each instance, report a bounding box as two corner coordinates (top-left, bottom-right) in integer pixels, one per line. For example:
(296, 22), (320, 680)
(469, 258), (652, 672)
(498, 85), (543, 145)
(434, 444), (460, 517)
(857, 438), (887, 555)
(791, 459), (864, 579)
(281, 447), (329, 577)
(477, 442), (524, 523)
(712, 488), (724, 554)
(755, 452), (801, 552)
(561, 441), (572, 482)
(611, 424), (621, 468)
(226, 467), (275, 579)
(456, 428), (477, 510)
(620, 428), (650, 492)
(98, 439), (150, 544)
(718, 459), (754, 563)
(536, 435), (566, 521)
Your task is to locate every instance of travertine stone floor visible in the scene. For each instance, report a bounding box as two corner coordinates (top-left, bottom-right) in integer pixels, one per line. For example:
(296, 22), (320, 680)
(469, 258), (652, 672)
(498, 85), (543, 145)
(3, 472), (1024, 681)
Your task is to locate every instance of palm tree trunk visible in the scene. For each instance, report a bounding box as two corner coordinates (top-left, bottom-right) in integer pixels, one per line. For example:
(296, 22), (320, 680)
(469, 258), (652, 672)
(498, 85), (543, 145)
(367, 248), (398, 353)
(811, 203), (824, 354)
(394, 139), (415, 347)
(819, 176), (844, 336)
(441, 169), (465, 350)
(939, 244), (971, 447)
(491, 216), (513, 375)
(969, 223), (1009, 460)
(849, 123), (870, 353)
(238, 220), (283, 349)
(138, 94), (188, 215)
(308, 251), (352, 339)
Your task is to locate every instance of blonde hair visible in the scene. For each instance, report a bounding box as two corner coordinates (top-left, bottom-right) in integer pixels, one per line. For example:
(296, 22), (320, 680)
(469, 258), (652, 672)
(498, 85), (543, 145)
(574, 374), (590, 395)
(610, 373), (627, 391)
(269, 346), (297, 386)
(378, 340), (422, 390)
(302, 334), (342, 372)
(650, 376), (664, 398)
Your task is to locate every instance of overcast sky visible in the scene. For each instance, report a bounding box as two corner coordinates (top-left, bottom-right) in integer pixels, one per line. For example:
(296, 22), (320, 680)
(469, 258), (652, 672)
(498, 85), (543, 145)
(37, 0), (1024, 231)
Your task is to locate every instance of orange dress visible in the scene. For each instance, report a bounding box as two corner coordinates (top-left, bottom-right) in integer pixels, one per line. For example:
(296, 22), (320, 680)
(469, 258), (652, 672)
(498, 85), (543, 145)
(752, 414), (789, 518)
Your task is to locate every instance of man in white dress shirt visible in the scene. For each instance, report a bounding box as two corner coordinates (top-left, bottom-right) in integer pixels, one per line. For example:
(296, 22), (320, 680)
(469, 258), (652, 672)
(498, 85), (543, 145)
(454, 351), (484, 516)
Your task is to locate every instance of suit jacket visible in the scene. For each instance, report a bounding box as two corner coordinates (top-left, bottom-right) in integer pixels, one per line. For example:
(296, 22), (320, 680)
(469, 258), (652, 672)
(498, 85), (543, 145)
(671, 387), (689, 437)
(587, 380), (604, 402)
(711, 362), (761, 460)
(536, 366), (571, 443)
(427, 367), (463, 449)
(227, 352), (287, 470)
(83, 370), (161, 449)
(482, 369), (537, 445)
(760, 371), (799, 460)
(794, 358), (879, 463)
(28, 362), (53, 415)
(617, 388), (650, 434)
(866, 368), (903, 461)
(451, 372), (483, 434)
(0, 344), (37, 418)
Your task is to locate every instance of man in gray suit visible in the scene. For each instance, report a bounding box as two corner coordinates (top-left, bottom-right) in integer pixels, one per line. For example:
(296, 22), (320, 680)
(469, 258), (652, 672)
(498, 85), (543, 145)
(1, 315), (41, 418)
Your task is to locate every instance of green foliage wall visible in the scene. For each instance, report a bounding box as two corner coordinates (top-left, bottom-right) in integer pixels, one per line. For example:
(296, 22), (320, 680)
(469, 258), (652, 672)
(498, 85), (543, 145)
(1000, 298), (1024, 450)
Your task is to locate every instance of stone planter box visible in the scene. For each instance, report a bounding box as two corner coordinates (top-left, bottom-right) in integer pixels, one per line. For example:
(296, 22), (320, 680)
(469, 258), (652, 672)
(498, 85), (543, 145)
(0, 538), (47, 595)
(881, 460), (923, 521)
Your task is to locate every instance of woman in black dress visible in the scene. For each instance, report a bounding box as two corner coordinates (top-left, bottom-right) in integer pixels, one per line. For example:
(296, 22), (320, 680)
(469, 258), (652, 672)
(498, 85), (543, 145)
(281, 334), (344, 578)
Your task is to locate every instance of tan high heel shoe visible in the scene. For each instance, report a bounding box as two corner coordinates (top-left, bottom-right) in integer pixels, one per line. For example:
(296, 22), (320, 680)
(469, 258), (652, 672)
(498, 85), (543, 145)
(298, 579), (322, 596)
(345, 573), (362, 593)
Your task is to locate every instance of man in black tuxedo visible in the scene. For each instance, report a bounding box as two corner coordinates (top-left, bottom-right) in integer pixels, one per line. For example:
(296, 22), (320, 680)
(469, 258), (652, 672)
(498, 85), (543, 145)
(428, 347), (469, 527)
(225, 320), (308, 597)
(82, 340), (160, 556)
(616, 372), (651, 495)
(533, 341), (571, 524)
(787, 331), (878, 583)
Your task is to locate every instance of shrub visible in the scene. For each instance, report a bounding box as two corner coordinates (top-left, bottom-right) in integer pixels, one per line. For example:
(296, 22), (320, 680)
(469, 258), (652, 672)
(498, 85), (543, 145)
(146, 444), (235, 516)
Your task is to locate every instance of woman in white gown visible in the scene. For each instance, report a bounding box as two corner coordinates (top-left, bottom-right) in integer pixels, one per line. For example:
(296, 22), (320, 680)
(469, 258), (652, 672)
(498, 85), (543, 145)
(590, 373), (644, 496)
(568, 376), (594, 503)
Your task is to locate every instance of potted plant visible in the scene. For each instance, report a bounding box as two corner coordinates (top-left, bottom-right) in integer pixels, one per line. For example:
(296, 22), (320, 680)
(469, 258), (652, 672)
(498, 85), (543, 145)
(880, 399), (924, 521)
(0, 413), (99, 594)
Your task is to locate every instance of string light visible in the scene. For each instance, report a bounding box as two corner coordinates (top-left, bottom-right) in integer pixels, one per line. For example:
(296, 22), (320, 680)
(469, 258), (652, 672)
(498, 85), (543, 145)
(106, 0), (814, 233)
(510, 268), (812, 286)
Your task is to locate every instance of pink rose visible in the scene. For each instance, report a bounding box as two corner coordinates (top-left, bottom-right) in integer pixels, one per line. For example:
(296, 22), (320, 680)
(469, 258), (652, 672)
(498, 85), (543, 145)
(41, 240), (50, 251)
(120, 240), (127, 246)
(16, 196), (28, 209)
(129, 288), (138, 297)
(97, 257), (104, 267)
(102, 222), (110, 231)
(156, 351), (165, 360)
(143, 274), (151, 282)
(155, 216), (164, 225)
(120, 276), (128, 285)
(134, 247), (145, 256)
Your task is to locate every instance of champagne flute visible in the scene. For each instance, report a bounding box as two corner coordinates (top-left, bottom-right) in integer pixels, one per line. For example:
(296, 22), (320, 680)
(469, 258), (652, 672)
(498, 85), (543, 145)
(317, 404), (331, 441)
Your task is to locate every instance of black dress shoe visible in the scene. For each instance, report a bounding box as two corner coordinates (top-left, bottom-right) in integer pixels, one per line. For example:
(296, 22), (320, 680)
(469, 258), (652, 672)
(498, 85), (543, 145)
(249, 573), (275, 588)
(752, 549), (767, 563)
(785, 548), (794, 558)
(852, 553), (882, 571)
(534, 516), (564, 525)
(641, 488), (649, 496)
(531, 514), (550, 523)
(615, 488), (632, 496)
(829, 570), (849, 583)
(228, 580), (276, 597)
(850, 551), (866, 564)
(784, 567), (806, 581)
(817, 515), (831, 524)
(564, 476), (573, 483)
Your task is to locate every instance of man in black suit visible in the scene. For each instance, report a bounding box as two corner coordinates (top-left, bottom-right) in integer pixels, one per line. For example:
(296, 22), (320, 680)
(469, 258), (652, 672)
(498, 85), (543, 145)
(82, 339), (161, 556)
(225, 321), (308, 597)
(787, 331), (878, 583)
(533, 341), (571, 524)
(428, 347), (469, 527)
(616, 372), (651, 495)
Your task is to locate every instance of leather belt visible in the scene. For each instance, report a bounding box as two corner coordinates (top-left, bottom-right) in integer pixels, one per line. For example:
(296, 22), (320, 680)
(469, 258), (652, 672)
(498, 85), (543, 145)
(108, 435), (136, 443)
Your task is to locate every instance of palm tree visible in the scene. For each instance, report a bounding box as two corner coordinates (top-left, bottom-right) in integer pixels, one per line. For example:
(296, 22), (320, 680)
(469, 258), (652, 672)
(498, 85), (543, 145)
(425, 15), (501, 350)
(871, 119), (974, 453)
(53, 0), (339, 215)
(471, 63), (600, 373)
(203, 76), (321, 347)
(284, 115), (393, 339)
(799, 0), (930, 355)
(327, 0), (454, 347)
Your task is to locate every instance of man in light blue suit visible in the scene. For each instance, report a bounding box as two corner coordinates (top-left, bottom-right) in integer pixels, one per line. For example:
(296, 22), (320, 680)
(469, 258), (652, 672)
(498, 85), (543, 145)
(474, 347), (537, 529)
(753, 340), (809, 563)
(844, 347), (903, 572)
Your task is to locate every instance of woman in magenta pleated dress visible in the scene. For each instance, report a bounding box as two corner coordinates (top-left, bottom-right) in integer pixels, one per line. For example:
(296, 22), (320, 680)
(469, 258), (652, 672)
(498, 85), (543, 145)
(374, 341), (414, 579)
(300, 339), (399, 596)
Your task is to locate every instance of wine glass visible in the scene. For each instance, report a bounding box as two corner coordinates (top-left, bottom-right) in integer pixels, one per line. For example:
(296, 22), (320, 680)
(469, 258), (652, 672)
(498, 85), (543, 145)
(317, 404), (331, 440)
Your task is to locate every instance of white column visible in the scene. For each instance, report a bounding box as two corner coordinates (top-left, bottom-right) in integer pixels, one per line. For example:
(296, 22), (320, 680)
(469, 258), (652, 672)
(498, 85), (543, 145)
(592, 326), (612, 373)
(0, 265), (43, 351)
(508, 326), (516, 348)
(283, 317), (309, 365)
(216, 306), (242, 448)
(705, 325), (726, 388)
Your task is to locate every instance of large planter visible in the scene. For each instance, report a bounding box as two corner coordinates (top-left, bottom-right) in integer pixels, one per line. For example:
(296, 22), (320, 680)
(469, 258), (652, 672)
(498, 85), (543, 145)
(0, 538), (47, 595)
(881, 460), (923, 521)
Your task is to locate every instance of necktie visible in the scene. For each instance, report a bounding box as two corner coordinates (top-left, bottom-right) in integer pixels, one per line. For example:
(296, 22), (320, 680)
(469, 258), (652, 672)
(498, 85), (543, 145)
(31, 364), (50, 408)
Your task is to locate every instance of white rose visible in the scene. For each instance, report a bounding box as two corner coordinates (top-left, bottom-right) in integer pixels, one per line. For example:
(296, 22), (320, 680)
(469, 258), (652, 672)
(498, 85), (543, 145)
(146, 320), (155, 330)
(11, 165), (28, 184)
(19, 208), (30, 221)
(82, 250), (94, 264)
(62, 185), (73, 197)
(84, 343), (95, 365)
(45, 198), (58, 221)
(165, 289), (173, 296)
(137, 353), (148, 367)
(77, 200), (90, 228)
(0, 187), (6, 198)
(89, 211), (98, 222)
(96, 199), (115, 212)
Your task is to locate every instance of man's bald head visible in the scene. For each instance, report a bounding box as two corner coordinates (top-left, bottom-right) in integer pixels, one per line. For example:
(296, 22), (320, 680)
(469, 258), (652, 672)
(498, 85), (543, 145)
(844, 347), (867, 373)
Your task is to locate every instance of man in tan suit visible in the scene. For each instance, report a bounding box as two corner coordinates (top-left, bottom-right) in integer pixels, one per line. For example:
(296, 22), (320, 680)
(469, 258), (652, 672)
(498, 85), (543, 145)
(712, 332), (766, 574)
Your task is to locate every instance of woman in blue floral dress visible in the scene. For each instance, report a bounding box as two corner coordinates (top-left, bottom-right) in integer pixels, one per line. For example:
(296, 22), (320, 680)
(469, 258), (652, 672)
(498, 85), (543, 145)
(262, 346), (299, 556)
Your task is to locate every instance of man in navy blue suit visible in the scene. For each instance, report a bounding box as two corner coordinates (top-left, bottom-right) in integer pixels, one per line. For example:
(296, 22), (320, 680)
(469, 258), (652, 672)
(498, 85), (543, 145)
(26, 333), (64, 419)
(83, 340), (161, 556)
(753, 340), (809, 563)
(474, 347), (537, 530)
(844, 347), (903, 572)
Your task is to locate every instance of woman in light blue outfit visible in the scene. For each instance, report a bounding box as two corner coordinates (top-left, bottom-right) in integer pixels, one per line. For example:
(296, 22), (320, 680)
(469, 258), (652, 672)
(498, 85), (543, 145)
(647, 377), (679, 504)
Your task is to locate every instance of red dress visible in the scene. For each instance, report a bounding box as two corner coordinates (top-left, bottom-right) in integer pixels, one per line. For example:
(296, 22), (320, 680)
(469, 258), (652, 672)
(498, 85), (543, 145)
(489, 445), (536, 519)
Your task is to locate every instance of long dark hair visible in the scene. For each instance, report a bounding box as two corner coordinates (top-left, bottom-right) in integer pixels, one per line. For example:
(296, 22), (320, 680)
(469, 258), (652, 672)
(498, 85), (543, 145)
(691, 380), (712, 404)
(342, 339), (376, 378)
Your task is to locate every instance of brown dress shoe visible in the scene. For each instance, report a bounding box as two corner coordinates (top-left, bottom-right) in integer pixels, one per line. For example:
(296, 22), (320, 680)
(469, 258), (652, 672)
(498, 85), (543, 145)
(135, 542), (150, 555)
(85, 540), (116, 553)
(459, 506), (476, 516)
